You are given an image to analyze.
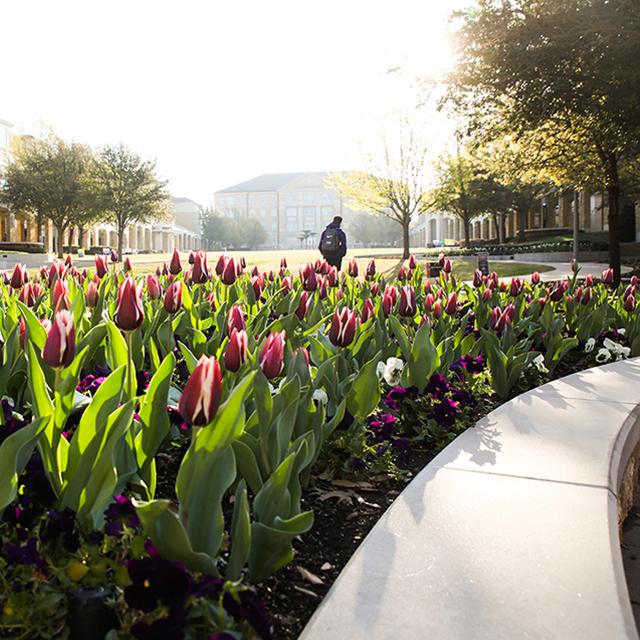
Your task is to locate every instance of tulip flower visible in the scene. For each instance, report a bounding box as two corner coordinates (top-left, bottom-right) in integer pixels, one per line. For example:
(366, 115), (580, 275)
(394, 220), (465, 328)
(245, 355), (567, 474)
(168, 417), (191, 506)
(437, 253), (445, 267)
(169, 249), (182, 275)
(433, 299), (442, 319)
(625, 294), (637, 312)
(632, 275), (639, 287)
(365, 260), (376, 280)
(370, 282), (380, 296)
(207, 292), (217, 311)
(361, 298), (375, 323)
(530, 272), (540, 285)
(192, 251), (209, 284)
(178, 355), (223, 426)
(472, 270), (483, 288)
(114, 277), (144, 331)
(18, 282), (38, 307)
(444, 292), (457, 316)
(226, 304), (246, 336)
(52, 279), (71, 311)
(314, 259), (322, 273)
(442, 259), (452, 274)
(329, 307), (357, 347)
(497, 310), (512, 332)
(123, 256), (133, 272)
(624, 284), (636, 300)
(294, 346), (310, 366)
(162, 262), (169, 276)
(110, 249), (119, 263)
(95, 255), (109, 279)
(397, 266), (407, 282)
(10, 264), (27, 290)
(19, 317), (26, 350)
(424, 293), (435, 313)
(601, 267), (614, 285)
(408, 255), (417, 270)
(42, 310), (75, 369)
(281, 276), (292, 294)
(296, 291), (310, 320)
(268, 270), (275, 281)
(348, 259), (358, 278)
(549, 285), (565, 302)
(319, 278), (328, 300)
(224, 328), (248, 372)
(382, 289), (396, 317)
(47, 261), (66, 286)
(188, 250), (195, 265)
(489, 307), (501, 329)
(574, 286), (583, 302)
(146, 275), (162, 300)
(585, 274), (594, 287)
(164, 281), (182, 314)
(259, 331), (285, 379)
(86, 281), (99, 308)
(509, 278), (522, 297)
(235, 260), (244, 277)
(215, 254), (227, 276)
(481, 288), (492, 302)
(398, 285), (416, 317)
(221, 258), (237, 285)
(280, 257), (288, 269)
(251, 275), (263, 300)
(581, 287), (593, 305)
(327, 266), (339, 287)
(300, 263), (318, 292)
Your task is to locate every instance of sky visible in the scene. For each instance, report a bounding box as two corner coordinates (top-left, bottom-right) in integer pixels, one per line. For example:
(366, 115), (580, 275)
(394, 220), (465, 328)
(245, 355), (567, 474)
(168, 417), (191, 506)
(2, 0), (461, 206)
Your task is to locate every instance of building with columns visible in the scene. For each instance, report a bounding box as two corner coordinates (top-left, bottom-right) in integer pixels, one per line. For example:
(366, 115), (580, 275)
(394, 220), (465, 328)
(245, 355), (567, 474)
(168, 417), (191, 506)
(215, 172), (370, 249)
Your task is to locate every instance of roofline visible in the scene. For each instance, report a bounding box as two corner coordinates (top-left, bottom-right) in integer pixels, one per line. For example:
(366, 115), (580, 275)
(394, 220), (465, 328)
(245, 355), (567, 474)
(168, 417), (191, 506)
(0, 118), (14, 127)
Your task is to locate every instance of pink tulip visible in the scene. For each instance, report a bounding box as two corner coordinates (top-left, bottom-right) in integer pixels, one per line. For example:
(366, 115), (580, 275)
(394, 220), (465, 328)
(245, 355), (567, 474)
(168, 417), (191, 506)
(86, 281), (100, 308)
(114, 277), (144, 331)
(300, 263), (318, 292)
(530, 272), (540, 285)
(52, 279), (71, 311)
(123, 256), (133, 272)
(10, 264), (27, 290)
(226, 305), (246, 336)
(146, 275), (162, 300)
(361, 298), (375, 323)
(296, 291), (310, 320)
(601, 267), (614, 285)
(42, 310), (75, 369)
(178, 355), (223, 426)
(95, 255), (108, 279)
(444, 292), (457, 316)
(398, 285), (416, 317)
(259, 331), (285, 379)
(625, 294), (636, 312)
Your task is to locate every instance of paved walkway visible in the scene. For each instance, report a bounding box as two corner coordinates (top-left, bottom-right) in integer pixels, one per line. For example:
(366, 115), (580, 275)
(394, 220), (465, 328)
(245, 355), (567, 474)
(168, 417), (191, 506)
(510, 260), (632, 282)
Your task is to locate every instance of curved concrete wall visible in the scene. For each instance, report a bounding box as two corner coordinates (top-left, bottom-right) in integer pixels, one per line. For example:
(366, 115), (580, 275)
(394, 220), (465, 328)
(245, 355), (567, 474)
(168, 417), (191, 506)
(301, 358), (640, 640)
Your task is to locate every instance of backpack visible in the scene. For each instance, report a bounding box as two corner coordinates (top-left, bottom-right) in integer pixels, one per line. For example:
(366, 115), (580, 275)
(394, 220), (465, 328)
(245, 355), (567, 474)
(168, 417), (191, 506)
(320, 227), (340, 253)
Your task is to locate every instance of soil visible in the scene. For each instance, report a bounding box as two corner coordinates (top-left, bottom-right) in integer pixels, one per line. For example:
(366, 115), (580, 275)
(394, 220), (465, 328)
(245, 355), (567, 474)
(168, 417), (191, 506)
(256, 446), (435, 639)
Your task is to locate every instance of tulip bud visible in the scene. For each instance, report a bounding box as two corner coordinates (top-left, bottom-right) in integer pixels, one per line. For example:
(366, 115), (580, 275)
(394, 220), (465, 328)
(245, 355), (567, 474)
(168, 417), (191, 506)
(348, 259), (358, 278)
(370, 282), (380, 297)
(361, 298), (375, 323)
(473, 270), (483, 288)
(146, 275), (162, 300)
(397, 266), (407, 282)
(365, 260), (376, 280)
(509, 278), (522, 297)
(624, 284), (636, 300)
(18, 282), (37, 307)
(114, 277), (144, 331)
(163, 281), (182, 313)
(95, 255), (109, 279)
(625, 294), (636, 312)
(123, 256), (133, 272)
(549, 285), (565, 302)
(489, 307), (501, 329)
(398, 285), (416, 317)
(221, 257), (237, 285)
(296, 291), (310, 320)
(481, 288), (492, 302)
(86, 281), (100, 307)
(319, 277), (328, 300)
(188, 250), (195, 265)
(444, 292), (457, 316)
(281, 276), (292, 294)
(424, 293), (435, 312)
(10, 264), (27, 290)
(259, 331), (285, 379)
(408, 255), (416, 270)
(601, 267), (614, 285)
(110, 249), (119, 263)
(632, 275), (639, 287)
(327, 267), (339, 287)
(224, 328), (248, 372)
(251, 275), (263, 300)
(215, 254), (227, 276)
(581, 287), (593, 305)
(42, 310), (75, 369)
(433, 299), (442, 319)
(443, 259), (452, 274)
(192, 251), (209, 284)
(280, 257), (288, 269)
(178, 355), (223, 426)
(169, 249), (182, 275)
(301, 263), (318, 292)
(52, 279), (71, 311)
(226, 305), (246, 336)
(329, 308), (358, 347)
(207, 292), (217, 311)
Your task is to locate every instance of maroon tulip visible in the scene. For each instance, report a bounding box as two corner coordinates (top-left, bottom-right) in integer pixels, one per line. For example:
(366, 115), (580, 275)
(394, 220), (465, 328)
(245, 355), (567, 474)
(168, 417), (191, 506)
(47, 261), (66, 287)
(95, 255), (108, 279)
(444, 292), (457, 316)
(86, 281), (99, 307)
(169, 249), (182, 275)
(365, 260), (376, 280)
(424, 293), (435, 313)
(624, 284), (636, 299)
(509, 278), (522, 297)
(319, 277), (328, 300)
(329, 307), (357, 347)
(259, 331), (285, 379)
(481, 287), (492, 302)
(178, 355), (223, 426)
(110, 249), (119, 263)
(251, 275), (263, 300)
(215, 254), (227, 276)
(207, 292), (217, 311)
(530, 272), (540, 285)
(473, 270), (483, 288)
(549, 285), (565, 302)
(348, 259), (358, 278)
(398, 285), (416, 317)
(361, 298), (375, 323)
(191, 251), (209, 284)
(188, 250), (195, 265)
(221, 258), (237, 285)
(625, 294), (636, 312)
(146, 275), (162, 300)
(294, 346), (310, 366)
(18, 282), (38, 307)
(327, 266), (339, 288)
(162, 262), (169, 276)
(122, 256), (132, 272)
(155, 266), (162, 277)
(224, 328), (248, 372)
(300, 263), (318, 292)
(42, 310), (75, 369)
(281, 276), (292, 294)
(280, 257), (288, 269)
(162, 280), (182, 313)
(442, 259), (452, 274)
(10, 264), (27, 290)
(52, 279), (71, 311)
(296, 291), (310, 320)
(114, 277), (144, 331)
(226, 305), (246, 336)
(433, 299), (443, 319)
(370, 282), (380, 297)
(408, 255), (417, 270)
(581, 287), (593, 305)
(601, 267), (614, 285)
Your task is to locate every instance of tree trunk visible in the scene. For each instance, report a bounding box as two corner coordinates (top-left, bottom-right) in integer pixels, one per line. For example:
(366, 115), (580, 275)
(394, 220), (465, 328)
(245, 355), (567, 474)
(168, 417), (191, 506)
(55, 222), (65, 259)
(401, 219), (410, 260)
(518, 208), (526, 242)
(572, 190), (580, 262)
(117, 225), (124, 263)
(464, 219), (470, 246)
(78, 226), (85, 249)
(608, 184), (621, 285)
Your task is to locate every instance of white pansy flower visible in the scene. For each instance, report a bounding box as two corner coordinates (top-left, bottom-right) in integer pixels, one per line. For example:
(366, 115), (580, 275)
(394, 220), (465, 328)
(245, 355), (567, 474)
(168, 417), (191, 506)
(584, 338), (596, 353)
(376, 361), (386, 381)
(312, 388), (329, 405)
(532, 353), (549, 374)
(595, 348), (612, 363)
(377, 357), (405, 386)
(618, 328), (626, 335)
(602, 338), (630, 360)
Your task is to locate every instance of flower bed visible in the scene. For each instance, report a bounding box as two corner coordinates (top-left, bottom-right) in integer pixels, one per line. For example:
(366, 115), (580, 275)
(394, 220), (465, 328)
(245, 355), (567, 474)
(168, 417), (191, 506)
(0, 252), (636, 639)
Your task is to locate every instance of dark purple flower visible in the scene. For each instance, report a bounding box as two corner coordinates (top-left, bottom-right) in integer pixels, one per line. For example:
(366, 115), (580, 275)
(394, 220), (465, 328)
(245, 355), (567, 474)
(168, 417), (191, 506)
(368, 413), (398, 441)
(125, 557), (192, 613)
(391, 436), (411, 451)
(425, 374), (450, 398)
(223, 589), (273, 640)
(40, 508), (80, 552)
(105, 495), (140, 536)
(433, 398), (458, 428)
(2, 537), (48, 573)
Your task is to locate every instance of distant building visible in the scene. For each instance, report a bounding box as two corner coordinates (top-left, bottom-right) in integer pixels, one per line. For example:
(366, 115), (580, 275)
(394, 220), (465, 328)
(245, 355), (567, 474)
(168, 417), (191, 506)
(0, 118), (14, 242)
(214, 172), (368, 249)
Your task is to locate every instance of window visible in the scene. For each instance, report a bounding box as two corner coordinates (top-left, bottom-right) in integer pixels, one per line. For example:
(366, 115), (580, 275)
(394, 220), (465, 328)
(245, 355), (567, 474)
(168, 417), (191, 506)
(286, 207), (298, 231)
(303, 206), (316, 229)
(321, 206), (334, 222)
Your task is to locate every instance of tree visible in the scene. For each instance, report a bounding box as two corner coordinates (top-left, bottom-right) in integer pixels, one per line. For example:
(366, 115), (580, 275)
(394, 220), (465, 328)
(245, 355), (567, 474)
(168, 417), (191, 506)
(448, 0), (640, 282)
(201, 209), (268, 249)
(92, 144), (170, 259)
(347, 212), (402, 247)
(1, 133), (95, 257)
(329, 123), (430, 259)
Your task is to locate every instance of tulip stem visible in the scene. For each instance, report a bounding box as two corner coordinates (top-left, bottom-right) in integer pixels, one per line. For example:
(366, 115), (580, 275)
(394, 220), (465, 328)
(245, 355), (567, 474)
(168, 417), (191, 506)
(125, 331), (136, 400)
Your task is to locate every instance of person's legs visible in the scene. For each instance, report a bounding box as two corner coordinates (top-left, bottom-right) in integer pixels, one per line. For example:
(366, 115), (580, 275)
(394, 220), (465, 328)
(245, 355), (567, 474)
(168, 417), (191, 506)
(325, 255), (342, 270)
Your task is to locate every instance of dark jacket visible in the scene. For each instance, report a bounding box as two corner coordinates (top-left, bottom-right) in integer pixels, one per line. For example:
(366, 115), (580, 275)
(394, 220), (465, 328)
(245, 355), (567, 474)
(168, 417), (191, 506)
(318, 222), (347, 257)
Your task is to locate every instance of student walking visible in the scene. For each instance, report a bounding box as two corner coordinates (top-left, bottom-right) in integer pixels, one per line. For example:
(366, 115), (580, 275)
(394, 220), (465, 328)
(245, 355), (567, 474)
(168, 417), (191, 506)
(318, 216), (347, 270)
